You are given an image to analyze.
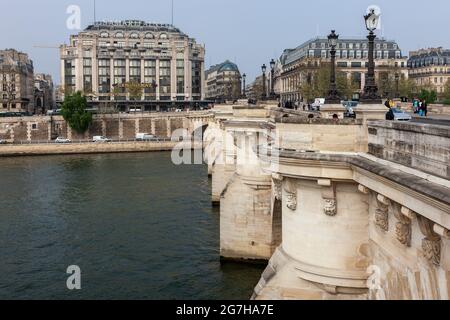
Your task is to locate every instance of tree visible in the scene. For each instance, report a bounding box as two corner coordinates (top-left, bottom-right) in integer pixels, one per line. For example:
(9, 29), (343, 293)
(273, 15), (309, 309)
(336, 72), (358, 101)
(61, 91), (93, 133)
(442, 80), (450, 104)
(419, 88), (437, 104)
(125, 81), (144, 112)
(299, 64), (358, 103)
(398, 78), (418, 100)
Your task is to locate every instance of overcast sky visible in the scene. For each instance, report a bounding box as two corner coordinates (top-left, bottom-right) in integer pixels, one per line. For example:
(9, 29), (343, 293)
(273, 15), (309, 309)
(1, 0), (449, 84)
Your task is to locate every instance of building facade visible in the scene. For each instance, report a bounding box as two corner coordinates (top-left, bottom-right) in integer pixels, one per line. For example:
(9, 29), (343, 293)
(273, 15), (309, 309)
(408, 48), (450, 94)
(34, 73), (55, 114)
(205, 60), (241, 102)
(0, 49), (34, 113)
(277, 37), (408, 104)
(60, 20), (205, 110)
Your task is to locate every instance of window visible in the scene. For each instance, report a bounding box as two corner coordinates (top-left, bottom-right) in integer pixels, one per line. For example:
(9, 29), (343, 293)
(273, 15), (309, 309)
(159, 60), (171, 95)
(100, 32), (109, 38)
(115, 32), (124, 38)
(130, 33), (139, 39)
(129, 60), (141, 82)
(308, 50), (314, 57)
(321, 50), (327, 58)
(356, 51), (362, 59)
(159, 33), (168, 40)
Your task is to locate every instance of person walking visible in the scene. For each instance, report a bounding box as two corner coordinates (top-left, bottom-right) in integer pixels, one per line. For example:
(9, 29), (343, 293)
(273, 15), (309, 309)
(423, 100), (428, 117)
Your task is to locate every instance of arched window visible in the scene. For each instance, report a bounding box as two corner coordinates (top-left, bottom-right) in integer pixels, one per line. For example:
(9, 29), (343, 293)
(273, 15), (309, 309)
(159, 33), (168, 40)
(145, 33), (154, 39)
(100, 31), (109, 38)
(130, 33), (139, 39)
(115, 32), (124, 38)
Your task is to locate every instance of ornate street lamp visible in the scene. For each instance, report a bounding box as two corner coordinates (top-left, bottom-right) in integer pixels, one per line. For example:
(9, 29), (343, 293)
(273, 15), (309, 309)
(261, 64), (267, 100)
(360, 7), (382, 104)
(270, 59), (276, 98)
(242, 73), (247, 98)
(325, 30), (341, 104)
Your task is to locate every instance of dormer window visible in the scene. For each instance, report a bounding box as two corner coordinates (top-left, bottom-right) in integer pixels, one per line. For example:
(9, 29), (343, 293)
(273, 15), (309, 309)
(100, 32), (109, 38)
(159, 33), (168, 40)
(145, 33), (154, 39)
(130, 33), (139, 39)
(115, 32), (124, 38)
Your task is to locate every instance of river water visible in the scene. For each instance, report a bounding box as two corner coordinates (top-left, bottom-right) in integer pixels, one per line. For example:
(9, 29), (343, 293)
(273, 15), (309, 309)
(0, 152), (264, 300)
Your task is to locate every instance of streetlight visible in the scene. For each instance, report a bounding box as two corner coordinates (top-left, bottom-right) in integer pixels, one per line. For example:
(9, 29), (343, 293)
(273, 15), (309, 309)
(242, 73), (247, 98)
(360, 7), (382, 104)
(325, 30), (341, 104)
(270, 59), (276, 98)
(261, 64), (267, 100)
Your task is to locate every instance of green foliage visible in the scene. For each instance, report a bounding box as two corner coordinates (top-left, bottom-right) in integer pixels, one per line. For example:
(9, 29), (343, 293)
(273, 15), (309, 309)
(398, 78), (418, 100)
(126, 81), (144, 103)
(443, 81), (450, 101)
(299, 64), (358, 102)
(61, 92), (93, 133)
(419, 89), (437, 104)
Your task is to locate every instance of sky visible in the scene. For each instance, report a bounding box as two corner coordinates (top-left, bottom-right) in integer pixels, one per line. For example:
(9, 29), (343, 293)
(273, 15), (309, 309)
(1, 0), (449, 84)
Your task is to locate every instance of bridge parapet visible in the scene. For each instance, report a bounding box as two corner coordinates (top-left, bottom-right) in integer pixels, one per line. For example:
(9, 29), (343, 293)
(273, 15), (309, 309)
(252, 144), (450, 300)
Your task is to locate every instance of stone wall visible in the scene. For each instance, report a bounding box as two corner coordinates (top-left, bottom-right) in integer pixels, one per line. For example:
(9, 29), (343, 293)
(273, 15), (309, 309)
(0, 141), (201, 157)
(0, 112), (212, 143)
(368, 121), (450, 179)
(276, 123), (368, 153)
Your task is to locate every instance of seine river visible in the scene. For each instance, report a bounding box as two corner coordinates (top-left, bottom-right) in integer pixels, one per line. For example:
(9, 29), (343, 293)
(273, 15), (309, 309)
(0, 152), (264, 300)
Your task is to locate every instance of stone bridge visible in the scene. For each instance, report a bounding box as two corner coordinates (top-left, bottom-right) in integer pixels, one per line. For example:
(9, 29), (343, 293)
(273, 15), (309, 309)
(0, 111), (214, 143)
(206, 102), (450, 300)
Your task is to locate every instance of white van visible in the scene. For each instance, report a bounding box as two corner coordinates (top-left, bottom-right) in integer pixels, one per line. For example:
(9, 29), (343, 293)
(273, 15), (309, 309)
(136, 133), (155, 141)
(93, 136), (111, 143)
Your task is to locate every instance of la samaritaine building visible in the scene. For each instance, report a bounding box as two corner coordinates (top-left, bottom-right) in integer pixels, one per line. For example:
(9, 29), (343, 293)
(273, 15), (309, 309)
(60, 20), (206, 110)
(277, 37), (408, 104)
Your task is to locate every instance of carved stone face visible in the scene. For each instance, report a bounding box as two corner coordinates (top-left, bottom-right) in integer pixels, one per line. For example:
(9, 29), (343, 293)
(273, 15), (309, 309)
(323, 199), (337, 216)
(286, 192), (297, 211)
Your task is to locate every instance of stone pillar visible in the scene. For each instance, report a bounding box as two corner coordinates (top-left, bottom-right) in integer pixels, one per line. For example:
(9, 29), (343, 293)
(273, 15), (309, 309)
(166, 118), (171, 138)
(220, 129), (275, 261)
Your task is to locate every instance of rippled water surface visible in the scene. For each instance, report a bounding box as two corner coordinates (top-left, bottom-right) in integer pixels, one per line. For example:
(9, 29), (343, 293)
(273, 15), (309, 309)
(0, 152), (264, 300)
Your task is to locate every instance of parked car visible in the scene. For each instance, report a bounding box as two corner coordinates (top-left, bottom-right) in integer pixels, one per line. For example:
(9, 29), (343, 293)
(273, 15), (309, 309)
(311, 98), (325, 111)
(136, 133), (155, 141)
(93, 136), (111, 143)
(55, 137), (71, 143)
(386, 108), (412, 121)
(0, 139), (8, 144)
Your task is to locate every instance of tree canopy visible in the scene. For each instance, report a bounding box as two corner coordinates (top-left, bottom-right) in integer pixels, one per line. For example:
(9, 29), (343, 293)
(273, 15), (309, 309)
(61, 91), (93, 133)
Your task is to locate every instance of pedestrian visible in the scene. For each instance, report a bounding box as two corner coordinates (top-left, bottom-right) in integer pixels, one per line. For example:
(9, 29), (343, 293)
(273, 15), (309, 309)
(423, 100), (428, 117)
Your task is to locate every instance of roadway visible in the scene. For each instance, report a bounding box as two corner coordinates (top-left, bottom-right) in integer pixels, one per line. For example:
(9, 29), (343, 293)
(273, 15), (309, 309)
(412, 114), (450, 126)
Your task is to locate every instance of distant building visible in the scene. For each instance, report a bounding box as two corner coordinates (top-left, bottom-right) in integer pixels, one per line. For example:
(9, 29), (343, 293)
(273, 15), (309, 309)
(34, 74), (55, 114)
(408, 47), (450, 94)
(277, 37), (407, 104)
(205, 60), (241, 102)
(60, 20), (205, 110)
(55, 85), (64, 107)
(0, 49), (34, 113)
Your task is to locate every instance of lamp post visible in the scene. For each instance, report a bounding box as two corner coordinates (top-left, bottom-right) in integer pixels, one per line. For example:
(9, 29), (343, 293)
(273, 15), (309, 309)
(242, 73), (246, 98)
(261, 64), (267, 100)
(270, 59), (276, 99)
(360, 8), (382, 104)
(325, 30), (341, 104)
